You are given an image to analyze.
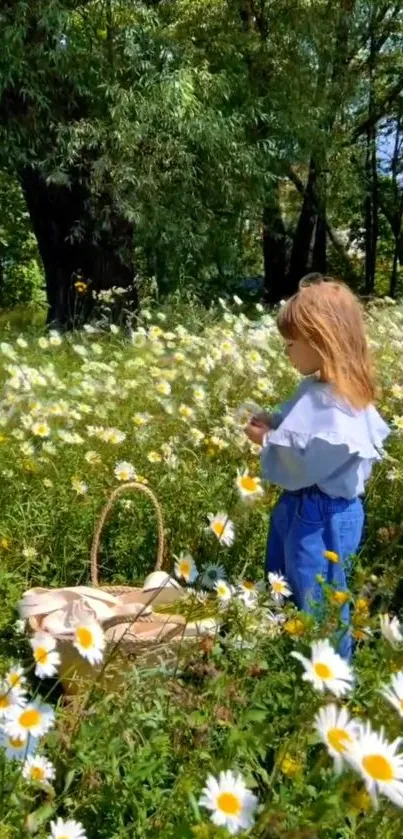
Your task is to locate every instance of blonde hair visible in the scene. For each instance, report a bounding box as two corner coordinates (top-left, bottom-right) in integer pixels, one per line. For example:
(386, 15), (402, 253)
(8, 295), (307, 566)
(277, 278), (376, 409)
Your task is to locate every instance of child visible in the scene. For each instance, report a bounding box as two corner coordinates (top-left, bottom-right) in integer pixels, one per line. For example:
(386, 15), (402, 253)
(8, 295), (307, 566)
(245, 277), (390, 658)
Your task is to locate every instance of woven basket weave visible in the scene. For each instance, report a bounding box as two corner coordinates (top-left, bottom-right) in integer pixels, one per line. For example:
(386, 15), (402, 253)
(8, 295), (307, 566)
(25, 482), (213, 695)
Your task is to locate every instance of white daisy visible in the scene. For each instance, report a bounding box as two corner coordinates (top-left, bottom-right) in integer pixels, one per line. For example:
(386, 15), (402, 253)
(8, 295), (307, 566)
(381, 672), (403, 718)
(49, 331), (62, 347)
(114, 461), (137, 482)
(4, 701), (55, 740)
(31, 421), (51, 438)
(178, 403), (194, 421)
(237, 581), (261, 609)
(380, 614), (403, 648)
(0, 728), (38, 761)
(291, 639), (354, 697)
(84, 450), (101, 465)
(5, 665), (27, 696)
(100, 428), (126, 445)
(72, 618), (105, 666)
(30, 632), (61, 679)
(174, 553), (198, 584)
(22, 754), (56, 785)
(200, 563), (226, 590)
(49, 817), (87, 839)
(345, 722), (403, 807)
(235, 470), (264, 502)
(71, 477), (88, 495)
(207, 513), (235, 547)
(215, 580), (235, 605)
(14, 619), (26, 635)
(268, 572), (292, 604)
(0, 678), (26, 718)
(199, 769), (258, 835)
(314, 703), (359, 773)
(155, 380), (171, 396)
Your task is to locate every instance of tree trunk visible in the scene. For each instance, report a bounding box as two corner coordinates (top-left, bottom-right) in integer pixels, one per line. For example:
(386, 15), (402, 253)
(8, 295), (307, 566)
(262, 191), (287, 304)
(287, 157), (319, 293)
(364, 128), (374, 294)
(311, 168), (327, 274)
(364, 26), (378, 296)
(390, 238), (400, 298)
(20, 166), (137, 329)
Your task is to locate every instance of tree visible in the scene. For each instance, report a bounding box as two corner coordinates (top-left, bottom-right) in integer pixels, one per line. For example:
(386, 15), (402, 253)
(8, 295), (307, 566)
(0, 1), (138, 327)
(2, 0), (403, 320)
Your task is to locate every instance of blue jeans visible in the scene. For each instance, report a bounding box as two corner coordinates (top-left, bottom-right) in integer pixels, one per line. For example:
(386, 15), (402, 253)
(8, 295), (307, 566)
(266, 487), (364, 659)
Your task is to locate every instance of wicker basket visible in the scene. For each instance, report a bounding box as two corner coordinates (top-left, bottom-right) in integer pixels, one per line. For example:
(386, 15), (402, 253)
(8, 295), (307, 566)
(24, 482), (217, 695)
(90, 480), (166, 593)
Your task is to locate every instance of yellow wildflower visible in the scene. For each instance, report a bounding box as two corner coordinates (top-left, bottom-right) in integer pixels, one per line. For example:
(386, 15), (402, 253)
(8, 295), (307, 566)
(355, 597), (370, 615)
(332, 590), (350, 607)
(324, 550), (339, 563)
(349, 787), (371, 813)
(74, 280), (88, 295)
(284, 618), (305, 637)
(280, 754), (301, 777)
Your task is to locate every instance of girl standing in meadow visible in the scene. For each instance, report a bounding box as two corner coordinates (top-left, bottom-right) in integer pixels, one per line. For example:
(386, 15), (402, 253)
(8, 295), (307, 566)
(245, 277), (390, 658)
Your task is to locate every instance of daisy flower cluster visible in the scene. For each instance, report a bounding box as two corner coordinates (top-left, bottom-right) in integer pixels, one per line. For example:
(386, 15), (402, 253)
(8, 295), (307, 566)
(0, 614), (105, 835)
(0, 668), (81, 835)
(292, 635), (403, 809)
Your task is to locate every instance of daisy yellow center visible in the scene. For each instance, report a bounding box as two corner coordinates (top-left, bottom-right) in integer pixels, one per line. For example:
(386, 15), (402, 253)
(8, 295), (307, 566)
(34, 647), (48, 664)
(180, 561), (191, 576)
(362, 754), (394, 782)
(217, 584), (228, 596)
(314, 662), (333, 680)
(240, 476), (258, 492)
(0, 694), (10, 709)
(272, 581), (284, 593)
(243, 581), (255, 590)
(8, 674), (22, 688)
(9, 736), (24, 748)
(76, 627), (94, 649)
(217, 791), (242, 816)
(31, 766), (45, 781)
(20, 709), (41, 729)
(212, 522), (225, 538)
(327, 727), (352, 754)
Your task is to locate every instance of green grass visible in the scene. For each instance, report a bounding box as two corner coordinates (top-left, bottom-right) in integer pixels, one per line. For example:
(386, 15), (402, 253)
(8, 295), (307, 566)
(1, 297), (403, 838)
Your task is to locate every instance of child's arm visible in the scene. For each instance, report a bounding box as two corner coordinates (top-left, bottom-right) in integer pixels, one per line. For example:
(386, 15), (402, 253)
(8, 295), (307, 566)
(260, 436), (350, 490)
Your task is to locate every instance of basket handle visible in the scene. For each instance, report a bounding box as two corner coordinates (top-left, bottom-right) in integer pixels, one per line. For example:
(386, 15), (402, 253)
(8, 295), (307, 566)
(91, 482), (165, 587)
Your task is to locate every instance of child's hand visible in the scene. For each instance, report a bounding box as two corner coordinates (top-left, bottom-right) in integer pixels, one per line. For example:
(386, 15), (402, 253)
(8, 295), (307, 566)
(244, 420), (269, 446)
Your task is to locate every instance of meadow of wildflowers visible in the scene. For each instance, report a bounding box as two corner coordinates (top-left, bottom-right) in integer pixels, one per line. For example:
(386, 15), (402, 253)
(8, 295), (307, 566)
(1, 297), (403, 837)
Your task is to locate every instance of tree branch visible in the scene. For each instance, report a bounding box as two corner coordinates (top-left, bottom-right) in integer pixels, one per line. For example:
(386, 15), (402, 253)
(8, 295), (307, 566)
(351, 76), (403, 141)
